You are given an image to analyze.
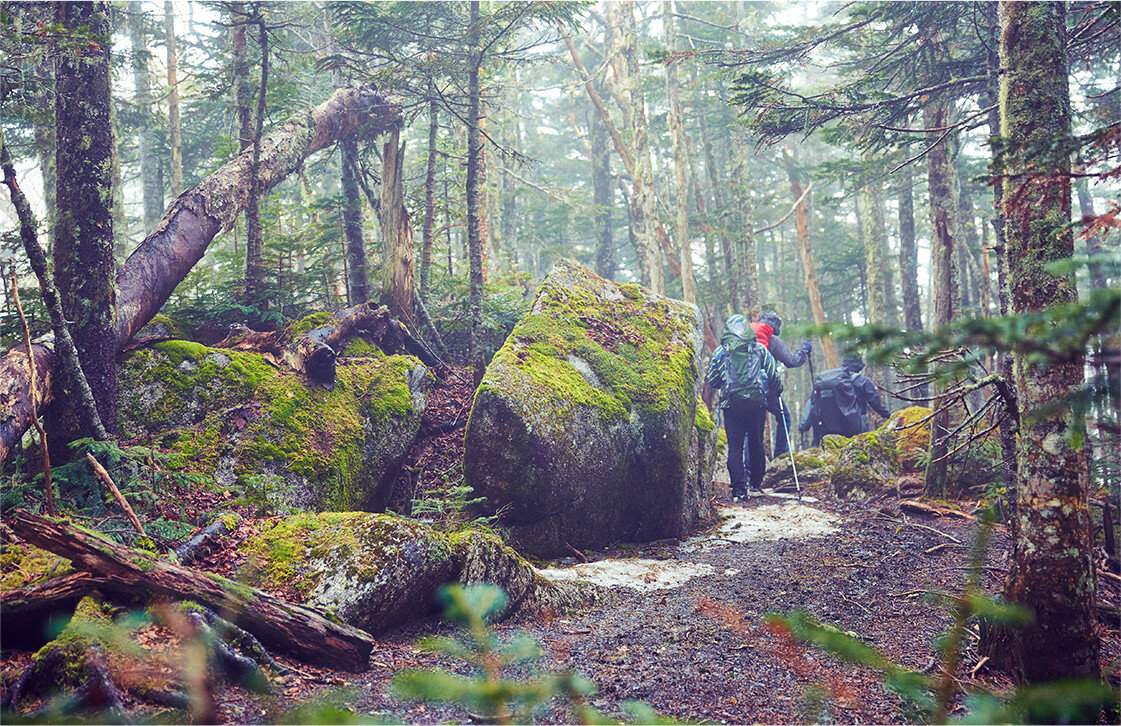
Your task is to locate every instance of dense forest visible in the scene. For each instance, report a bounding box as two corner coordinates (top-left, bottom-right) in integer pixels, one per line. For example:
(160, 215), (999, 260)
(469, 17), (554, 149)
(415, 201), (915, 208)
(0, 1), (1118, 724)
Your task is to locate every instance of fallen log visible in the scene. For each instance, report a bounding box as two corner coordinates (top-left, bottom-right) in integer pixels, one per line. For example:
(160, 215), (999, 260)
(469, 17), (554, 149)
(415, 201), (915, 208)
(900, 500), (976, 521)
(214, 302), (445, 386)
(1, 571), (101, 647)
(7, 509), (377, 671)
(0, 85), (402, 462)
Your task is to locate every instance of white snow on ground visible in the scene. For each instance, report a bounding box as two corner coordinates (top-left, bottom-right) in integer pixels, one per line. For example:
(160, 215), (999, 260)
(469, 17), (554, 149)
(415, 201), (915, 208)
(537, 559), (715, 592)
(681, 503), (841, 552)
(536, 502), (840, 591)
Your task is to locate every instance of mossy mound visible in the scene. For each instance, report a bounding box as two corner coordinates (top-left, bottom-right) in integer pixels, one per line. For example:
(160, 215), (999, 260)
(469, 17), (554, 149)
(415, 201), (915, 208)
(117, 339), (427, 512)
(830, 426), (900, 499)
(884, 406), (933, 472)
(761, 448), (840, 491)
(238, 513), (602, 633)
(465, 259), (715, 557)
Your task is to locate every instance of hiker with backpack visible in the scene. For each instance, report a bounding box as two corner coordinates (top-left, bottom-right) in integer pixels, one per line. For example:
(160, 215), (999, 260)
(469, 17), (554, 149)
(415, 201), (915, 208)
(749, 313), (813, 457)
(706, 315), (780, 501)
(799, 355), (890, 445)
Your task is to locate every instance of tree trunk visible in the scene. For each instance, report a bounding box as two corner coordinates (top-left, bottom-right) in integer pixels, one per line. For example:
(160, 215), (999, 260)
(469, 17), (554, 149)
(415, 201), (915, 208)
(1076, 179), (1107, 289)
(244, 16), (270, 318)
(50, 0), (118, 453)
(128, 0), (162, 234)
(784, 154), (839, 369)
(590, 104), (614, 281)
(898, 162), (923, 332)
(922, 100), (958, 499)
(466, 0), (485, 379)
(340, 136), (368, 304)
(664, 0), (696, 305)
(0, 86), (401, 462)
(996, 0), (1099, 684)
(380, 129), (415, 323)
(730, 146), (759, 318)
(860, 173), (889, 391)
(420, 93), (438, 301)
(165, 0), (183, 197)
(6, 509), (377, 672)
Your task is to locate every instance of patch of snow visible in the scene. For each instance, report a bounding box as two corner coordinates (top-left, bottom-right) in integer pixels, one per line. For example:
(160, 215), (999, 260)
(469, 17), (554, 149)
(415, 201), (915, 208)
(681, 503), (840, 552)
(537, 558), (715, 592)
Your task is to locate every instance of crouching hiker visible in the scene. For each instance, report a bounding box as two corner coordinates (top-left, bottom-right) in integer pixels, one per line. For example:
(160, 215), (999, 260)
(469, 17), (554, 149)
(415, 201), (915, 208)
(750, 312), (812, 457)
(706, 315), (780, 501)
(799, 355), (890, 445)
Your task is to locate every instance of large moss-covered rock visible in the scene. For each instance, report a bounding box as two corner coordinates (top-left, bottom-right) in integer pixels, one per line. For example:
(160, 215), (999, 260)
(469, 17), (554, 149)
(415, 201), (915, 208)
(761, 447), (839, 491)
(830, 426), (900, 499)
(884, 406), (933, 473)
(239, 512), (601, 633)
(464, 260), (716, 557)
(117, 338), (426, 512)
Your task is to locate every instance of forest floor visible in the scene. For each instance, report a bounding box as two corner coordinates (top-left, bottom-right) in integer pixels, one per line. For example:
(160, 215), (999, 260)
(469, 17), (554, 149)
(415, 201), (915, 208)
(7, 478), (1119, 724)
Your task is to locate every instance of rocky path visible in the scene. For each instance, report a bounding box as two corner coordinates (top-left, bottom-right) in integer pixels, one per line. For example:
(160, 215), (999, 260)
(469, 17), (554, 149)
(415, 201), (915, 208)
(342, 483), (1031, 724)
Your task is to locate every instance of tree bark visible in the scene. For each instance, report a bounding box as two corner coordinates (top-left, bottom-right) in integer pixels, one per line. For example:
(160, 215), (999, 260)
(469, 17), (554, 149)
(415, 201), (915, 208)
(6, 509), (377, 672)
(50, 0), (118, 452)
(923, 100), (958, 499)
(340, 136), (368, 304)
(244, 14), (270, 317)
(420, 93), (438, 301)
(165, 0), (183, 197)
(897, 162), (923, 333)
(996, 0), (1099, 684)
(860, 172), (890, 391)
(467, 0), (485, 380)
(590, 104), (615, 281)
(784, 153), (839, 369)
(1076, 179), (1107, 289)
(664, 0), (696, 305)
(128, 0), (162, 234)
(0, 86), (401, 462)
(380, 129), (415, 322)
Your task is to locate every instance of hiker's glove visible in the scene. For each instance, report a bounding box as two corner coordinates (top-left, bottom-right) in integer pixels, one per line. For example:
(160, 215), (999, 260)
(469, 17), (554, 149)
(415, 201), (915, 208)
(799, 340), (812, 357)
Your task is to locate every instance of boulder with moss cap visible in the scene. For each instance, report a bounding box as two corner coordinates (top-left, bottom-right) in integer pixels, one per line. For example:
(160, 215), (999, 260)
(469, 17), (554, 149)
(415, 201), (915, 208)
(238, 512), (602, 633)
(116, 320), (427, 512)
(464, 259), (716, 557)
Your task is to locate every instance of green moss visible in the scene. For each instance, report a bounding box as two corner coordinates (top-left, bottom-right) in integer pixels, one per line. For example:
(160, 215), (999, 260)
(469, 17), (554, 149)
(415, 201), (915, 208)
(1, 542), (74, 589)
(694, 401), (715, 435)
(284, 312), (335, 342)
(481, 262), (698, 430)
(241, 512), (451, 599)
(341, 337), (385, 359)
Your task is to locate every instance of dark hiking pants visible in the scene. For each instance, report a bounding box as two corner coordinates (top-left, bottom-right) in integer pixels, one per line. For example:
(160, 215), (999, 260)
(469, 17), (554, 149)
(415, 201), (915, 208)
(768, 397), (792, 457)
(725, 405), (767, 496)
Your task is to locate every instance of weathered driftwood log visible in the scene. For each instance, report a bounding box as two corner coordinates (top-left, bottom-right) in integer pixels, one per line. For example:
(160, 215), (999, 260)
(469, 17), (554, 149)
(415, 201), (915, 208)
(0, 85), (401, 462)
(214, 302), (445, 386)
(7, 510), (377, 671)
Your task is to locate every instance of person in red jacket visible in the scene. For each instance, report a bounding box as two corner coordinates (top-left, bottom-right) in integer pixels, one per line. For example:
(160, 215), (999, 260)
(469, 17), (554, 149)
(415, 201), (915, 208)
(750, 312), (812, 457)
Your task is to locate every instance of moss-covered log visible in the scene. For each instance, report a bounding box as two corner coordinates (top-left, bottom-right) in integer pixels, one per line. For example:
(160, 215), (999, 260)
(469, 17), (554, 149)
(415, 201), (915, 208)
(0, 85), (401, 463)
(6, 509), (377, 672)
(0, 572), (101, 649)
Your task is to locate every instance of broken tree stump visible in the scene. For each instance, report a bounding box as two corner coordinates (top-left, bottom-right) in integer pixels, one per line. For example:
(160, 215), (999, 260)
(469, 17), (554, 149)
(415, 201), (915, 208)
(6, 509), (377, 671)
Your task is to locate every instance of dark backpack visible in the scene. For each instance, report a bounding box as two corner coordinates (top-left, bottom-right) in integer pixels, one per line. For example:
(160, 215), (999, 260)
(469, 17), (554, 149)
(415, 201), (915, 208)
(811, 368), (863, 436)
(721, 332), (769, 412)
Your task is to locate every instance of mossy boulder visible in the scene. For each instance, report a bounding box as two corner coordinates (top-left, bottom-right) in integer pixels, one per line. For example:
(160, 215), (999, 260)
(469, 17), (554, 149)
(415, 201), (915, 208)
(830, 427), (900, 499)
(761, 447), (840, 491)
(464, 260), (716, 557)
(239, 512), (601, 633)
(117, 339), (427, 512)
(884, 406), (933, 473)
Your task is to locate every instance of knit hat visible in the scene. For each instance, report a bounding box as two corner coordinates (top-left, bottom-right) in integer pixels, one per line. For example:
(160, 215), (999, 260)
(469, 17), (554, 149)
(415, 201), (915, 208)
(758, 312), (782, 336)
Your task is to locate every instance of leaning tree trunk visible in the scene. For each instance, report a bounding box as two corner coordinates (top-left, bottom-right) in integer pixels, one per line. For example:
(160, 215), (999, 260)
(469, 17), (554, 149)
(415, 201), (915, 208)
(990, 0), (1099, 684)
(380, 129), (415, 322)
(244, 16), (270, 317)
(50, 0), (118, 455)
(0, 86), (401, 462)
(922, 100), (959, 499)
(466, 0), (485, 379)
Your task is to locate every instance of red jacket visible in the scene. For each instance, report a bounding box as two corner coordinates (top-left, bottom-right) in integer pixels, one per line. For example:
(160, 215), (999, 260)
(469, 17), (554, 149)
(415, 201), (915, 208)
(750, 322), (773, 349)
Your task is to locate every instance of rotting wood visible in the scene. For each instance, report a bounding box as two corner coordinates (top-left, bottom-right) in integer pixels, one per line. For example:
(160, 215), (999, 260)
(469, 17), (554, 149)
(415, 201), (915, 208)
(0, 85), (402, 462)
(6, 509), (377, 672)
(0, 572), (101, 644)
(901, 500), (976, 521)
(213, 302), (445, 386)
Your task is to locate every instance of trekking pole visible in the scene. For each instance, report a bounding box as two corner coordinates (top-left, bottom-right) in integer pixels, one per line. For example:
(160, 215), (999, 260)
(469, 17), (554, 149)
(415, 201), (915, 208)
(780, 397), (801, 500)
